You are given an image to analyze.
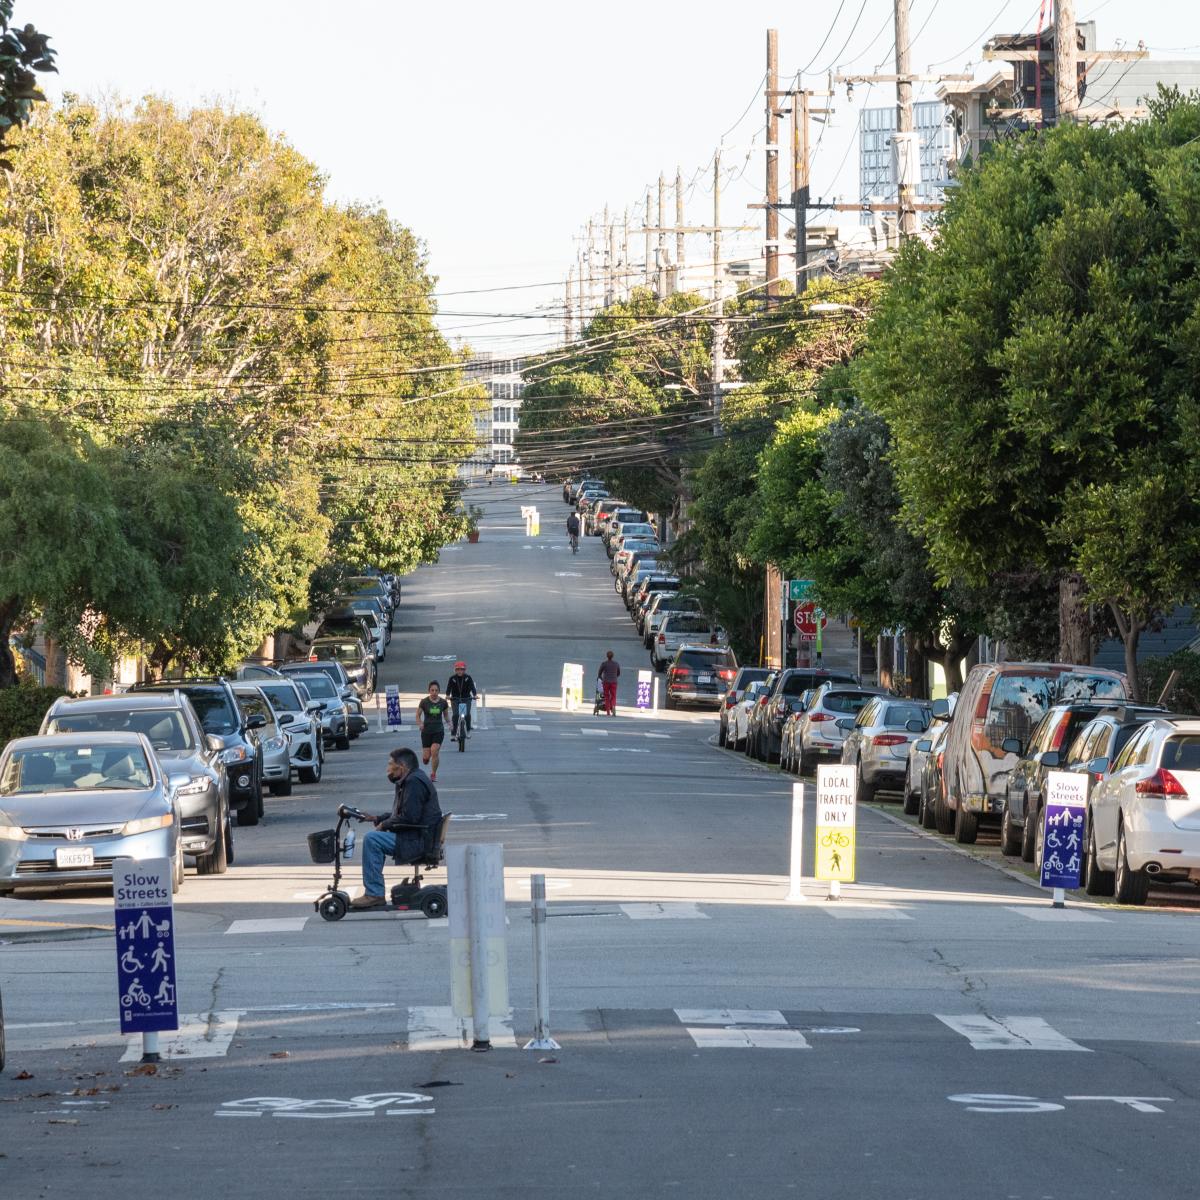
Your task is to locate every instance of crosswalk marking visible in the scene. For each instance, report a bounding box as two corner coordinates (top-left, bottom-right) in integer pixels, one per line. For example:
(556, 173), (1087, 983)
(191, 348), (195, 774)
(935, 1015), (1089, 1051)
(676, 1009), (789, 1025)
(579, 728), (608, 736)
(684, 1025), (811, 1049)
(620, 903), (709, 920)
(644, 733), (670, 739)
(1006, 906), (1109, 923)
(820, 905), (912, 920)
(405, 1006), (517, 1050)
(225, 918), (309, 935)
(119, 1009), (244, 1062)
(513, 723), (541, 732)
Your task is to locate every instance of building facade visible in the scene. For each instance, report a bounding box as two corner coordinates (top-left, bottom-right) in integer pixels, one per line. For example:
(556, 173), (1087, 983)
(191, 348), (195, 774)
(463, 353), (526, 475)
(858, 100), (955, 224)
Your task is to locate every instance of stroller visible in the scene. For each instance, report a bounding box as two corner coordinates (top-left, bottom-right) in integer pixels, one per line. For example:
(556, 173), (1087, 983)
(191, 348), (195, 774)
(593, 678), (605, 716)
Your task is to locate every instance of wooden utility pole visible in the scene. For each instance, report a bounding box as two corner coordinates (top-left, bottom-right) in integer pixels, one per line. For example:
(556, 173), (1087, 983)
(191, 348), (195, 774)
(657, 172), (667, 296)
(621, 209), (630, 302)
(764, 28), (780, 304)
(711, 150), (724, 433)
(565, 267), (574, 343)
(603, 204), (614, 307)
(792, 90), (810, 293)
(675, 165), (686, 289)
(643, 189), (653, 290)
(585, 219), (595, 318)
(1054, 0), (1079, 123)
(893, 0), (919, 239)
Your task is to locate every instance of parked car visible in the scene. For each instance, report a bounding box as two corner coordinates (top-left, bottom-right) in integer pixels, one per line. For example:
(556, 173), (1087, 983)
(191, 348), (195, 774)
(644, 593), (704, 648)
(840, 697), (932, 801)
(335, 598), (389, 659)
(277, 667), (350, 750)
(937, 662), (1128, 844)
(730, 680), (772, 751)
(632, 576), (680, 633)
(230, 684), (292, 798)
(564, 476), (602, 504)
(1085, 717), (1200, 904)
(308, 636), (376, 697)
(250, 676), (324, 784)
(998, 702), (1164, 861)
(278, 660), (368, 737)
(620, 556), (665, 604)
(41, 691), (231, 875)
(914, 721), (952, 830)
(652, 611), (728, 672)
(611, 538), (659, 577)
(599, 507), (647, 543)
(664, 644), (738, 709)
(903, 693), (958, 814)
(0, 733), (183, 896)
(608, 523), (658, 558)
(132, 679), (265, 827)
(717, 667), (771, 747)
(343, 576), (396, 622)
(315, 607), (376, 653)
(757, 669), (859, 765)
(784, 685), (886, 776)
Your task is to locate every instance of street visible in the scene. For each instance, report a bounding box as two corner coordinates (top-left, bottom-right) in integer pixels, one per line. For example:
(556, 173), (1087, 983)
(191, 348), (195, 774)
(2, 485), (1199, 1199)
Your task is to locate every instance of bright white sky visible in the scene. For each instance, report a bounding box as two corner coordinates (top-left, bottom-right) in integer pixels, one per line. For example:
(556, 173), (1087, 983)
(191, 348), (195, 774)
(35, 0), (1200, 352)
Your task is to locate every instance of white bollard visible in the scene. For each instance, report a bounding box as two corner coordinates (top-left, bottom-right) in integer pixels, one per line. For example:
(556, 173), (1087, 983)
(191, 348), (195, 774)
(786, 783), (806, 903)
(1052, 886), (1065, 909)
(477, 690), (489, 731)
(376, 692), (384, 734)
(827, 878), (841, 902)
(652, 677), (660, 711)
(142, 1029), (160, 1064)
(523, 874), (560, 1051)
(466, 845), (493, 1050)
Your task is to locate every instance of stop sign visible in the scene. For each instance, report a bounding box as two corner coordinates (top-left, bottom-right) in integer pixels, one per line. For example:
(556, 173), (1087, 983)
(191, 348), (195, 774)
(794, 602), (827, 637)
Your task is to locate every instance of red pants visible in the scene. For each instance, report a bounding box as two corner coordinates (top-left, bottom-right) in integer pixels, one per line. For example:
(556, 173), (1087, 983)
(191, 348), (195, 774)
(602, 680), (618, 715)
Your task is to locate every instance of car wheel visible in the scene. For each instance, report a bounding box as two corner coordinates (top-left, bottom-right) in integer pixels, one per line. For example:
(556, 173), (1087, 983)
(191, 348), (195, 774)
(664, 694), (676, 710)
(1020, 801), (1038, 863)
(198, 811), (231, 873)
(335, 734), (351, 751)
(954, 804), (979, 844)
(224, 812), (235, 867)
(270, 779), (293, 797)
(1114, 821), (1149, 905)
(935, 793), (955, 835)
(1084, 816), (1114, 897)
(902, 769), (919, 816)
(919, 784), (937, 830)
(256, 776), (265, 819)
(1000, 802), (1022, 857)
(856, 761), (876, 803)
(235, 795), (259, 827)
(718, 720), (727, 748)
(299, 755), (322, 785)
(172, 838), (184, 893)
(798, 748), (811, 777)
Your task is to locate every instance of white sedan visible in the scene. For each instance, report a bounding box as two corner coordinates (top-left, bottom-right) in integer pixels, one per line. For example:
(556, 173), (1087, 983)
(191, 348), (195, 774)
(1086, 717), (1200, 904)
(728, 682), (770, 751)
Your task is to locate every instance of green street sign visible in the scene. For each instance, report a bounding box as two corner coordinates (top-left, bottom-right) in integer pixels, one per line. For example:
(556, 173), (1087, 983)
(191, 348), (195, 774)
(788, 579), (813, 601)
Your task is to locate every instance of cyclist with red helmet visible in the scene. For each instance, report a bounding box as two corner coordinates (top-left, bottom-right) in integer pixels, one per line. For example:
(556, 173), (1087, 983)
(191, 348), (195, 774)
(445, 660), (478, 739)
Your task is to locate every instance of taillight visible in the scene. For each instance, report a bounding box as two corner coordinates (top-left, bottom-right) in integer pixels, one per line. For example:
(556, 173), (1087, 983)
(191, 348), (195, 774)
(718, 669), (735, 681)
(671, 667), (690, 678)
(809, 713), (831, 723)
(759, 697), (769, 706)
(936, 753), (944, 769)
(1048, 715), (1070, 752)
(1136, 768), (1187, 797)
(873, 734), (907, 747)
(658, 633), (665, 644)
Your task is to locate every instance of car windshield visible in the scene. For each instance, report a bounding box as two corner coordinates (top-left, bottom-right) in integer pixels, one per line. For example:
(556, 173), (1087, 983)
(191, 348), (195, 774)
(883, 703), (929, 729)
(312, 642), (362, 664)
(822, 691), (872, 715)
(783, 673), (855, 696)
(1057, 673), (1127, 701)
(293, 673), (336, 699)
(1, 745), (153, 793)
(667, 615), (714, 634)
(179, 689), (239, 735)
(678, 650), (736, 671)
(47, 708), (194, 752)
(256, 683), (304, 713)
(1161, 736), (1200, 771)
(620, 524), (655, 537)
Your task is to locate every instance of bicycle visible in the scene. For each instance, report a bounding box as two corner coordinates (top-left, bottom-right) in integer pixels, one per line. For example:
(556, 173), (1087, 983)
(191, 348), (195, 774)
(455, 700), (469, 752)
(569, 532), (579, 554)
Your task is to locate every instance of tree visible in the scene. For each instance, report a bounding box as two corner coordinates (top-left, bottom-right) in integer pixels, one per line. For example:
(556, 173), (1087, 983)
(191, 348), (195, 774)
(858, 91), (1200, 672)
(0, 0), (54, 168)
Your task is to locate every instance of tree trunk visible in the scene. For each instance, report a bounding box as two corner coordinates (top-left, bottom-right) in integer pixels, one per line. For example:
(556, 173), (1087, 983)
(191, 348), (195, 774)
(1109, 602), (1144, 702)
(941, 633), (974, 694)
(904, 632), (927, 699)
(1058, 573), (1091, 665)
(0, 598), (23, 688)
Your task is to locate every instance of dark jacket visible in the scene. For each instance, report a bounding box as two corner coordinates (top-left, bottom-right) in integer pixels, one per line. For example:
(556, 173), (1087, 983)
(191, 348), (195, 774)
(379, 767), (442, 864)
(566, 513), (580, 536)
(445, 673), (477, 702)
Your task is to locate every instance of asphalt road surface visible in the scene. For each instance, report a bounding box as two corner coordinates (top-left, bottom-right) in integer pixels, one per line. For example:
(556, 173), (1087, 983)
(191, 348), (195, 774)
(3, 484), (1198, 1199)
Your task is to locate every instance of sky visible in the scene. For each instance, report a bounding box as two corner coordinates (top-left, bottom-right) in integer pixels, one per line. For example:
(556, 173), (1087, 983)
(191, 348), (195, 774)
(34, 0), (1200, 353)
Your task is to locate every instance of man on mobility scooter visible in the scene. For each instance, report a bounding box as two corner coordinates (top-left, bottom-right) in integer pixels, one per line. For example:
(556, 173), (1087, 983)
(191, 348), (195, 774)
(351, 746), (442, 910)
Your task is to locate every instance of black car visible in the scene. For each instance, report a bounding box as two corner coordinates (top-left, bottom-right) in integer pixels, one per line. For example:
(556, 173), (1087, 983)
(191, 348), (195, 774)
(665, 645), (739, 709)
(718, 667), (771, 748)
(132, 678), (265, 827)
(757, 668), (858, 764)
(316, 607), (376, 650)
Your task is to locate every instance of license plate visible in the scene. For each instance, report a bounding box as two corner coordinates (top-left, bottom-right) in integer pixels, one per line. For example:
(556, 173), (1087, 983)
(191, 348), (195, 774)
(697, 674), (713, 684)
(55, 846), (94, 868)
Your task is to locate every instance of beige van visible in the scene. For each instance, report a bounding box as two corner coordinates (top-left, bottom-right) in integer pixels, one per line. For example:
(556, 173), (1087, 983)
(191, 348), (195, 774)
(936, 662), (1127, 844)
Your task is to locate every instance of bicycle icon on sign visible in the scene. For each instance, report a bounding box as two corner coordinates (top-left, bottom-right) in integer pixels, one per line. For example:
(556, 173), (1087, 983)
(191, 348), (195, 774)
(121, 979), (151, 1009)
(820, 831), (851, 849)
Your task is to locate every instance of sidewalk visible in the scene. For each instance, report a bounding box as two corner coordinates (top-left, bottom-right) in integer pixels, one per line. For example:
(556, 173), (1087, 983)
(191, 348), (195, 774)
(0, 896), (114, 942)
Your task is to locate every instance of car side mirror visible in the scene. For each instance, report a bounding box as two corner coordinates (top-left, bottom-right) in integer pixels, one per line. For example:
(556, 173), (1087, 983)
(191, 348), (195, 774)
(277, 712), (295, 724)
(1087, 756), (1109, 776)
(306, 699), (323, 712)
(167, 773), (190, 793)
(1001, 737), (1022, 755)
(930, 698), (950, 719)
(905, 719), (925, 733)
(245, 714), (267, 731)
(1040, 750), (1060, 769)
(836, 718), (854, 732)
(916, 739), (932, 753)
(205, 734), (224, 753)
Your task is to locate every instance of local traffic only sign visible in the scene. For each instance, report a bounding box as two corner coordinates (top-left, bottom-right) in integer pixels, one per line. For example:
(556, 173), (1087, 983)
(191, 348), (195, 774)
(113, 857), (178, 1061)
(815, 765), (857, 898)
(1041, 770), (1087, 906)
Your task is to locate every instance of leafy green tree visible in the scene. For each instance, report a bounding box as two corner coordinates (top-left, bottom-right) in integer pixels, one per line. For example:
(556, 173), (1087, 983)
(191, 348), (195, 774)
(0, 0), (54, 168)
(858, 91), (1200, 675)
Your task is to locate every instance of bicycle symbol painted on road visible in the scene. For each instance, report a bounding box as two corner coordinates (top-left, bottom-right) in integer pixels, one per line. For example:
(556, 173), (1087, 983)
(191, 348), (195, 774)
(215, 1093), (436, 1120)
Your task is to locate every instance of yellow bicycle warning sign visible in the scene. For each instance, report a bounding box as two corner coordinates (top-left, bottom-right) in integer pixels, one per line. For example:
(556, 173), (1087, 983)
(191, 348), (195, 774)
(814, 765), (857, 882)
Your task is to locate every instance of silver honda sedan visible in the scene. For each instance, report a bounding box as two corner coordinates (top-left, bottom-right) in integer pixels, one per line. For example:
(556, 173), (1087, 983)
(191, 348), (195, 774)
(0, 733), (182, 895)
(840, 697), (933, 802)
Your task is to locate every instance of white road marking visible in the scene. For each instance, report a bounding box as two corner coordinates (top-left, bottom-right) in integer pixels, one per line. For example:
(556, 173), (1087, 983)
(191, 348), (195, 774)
(820, 905), (913, 920)
(936, 1015), (1090, 1051)
(645, 733), (670, 739)
(1006, 906), (1109, 922)
(449, 813), (508, 822)
(513, 723), (541, 732)
(406, 1006), (516, 1051)
(579, 728), (608, 736)
(225, 918), (310, 935)
(676, 1009), (788, 1025)
(599, 747), (649, 753)
(119, 1010), (244, 1062)
(684, 1026), (811, 1049)
(620, 903), (709, 920)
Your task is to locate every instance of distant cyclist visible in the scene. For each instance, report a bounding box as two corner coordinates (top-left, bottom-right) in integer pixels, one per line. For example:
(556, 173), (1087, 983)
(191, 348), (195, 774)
(566, 510), (581, 553)
(446, 660), (478, 739)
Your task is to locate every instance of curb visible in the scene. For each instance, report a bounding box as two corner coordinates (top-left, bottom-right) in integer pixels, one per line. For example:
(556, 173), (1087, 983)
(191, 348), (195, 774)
(0, 917), (113, 944)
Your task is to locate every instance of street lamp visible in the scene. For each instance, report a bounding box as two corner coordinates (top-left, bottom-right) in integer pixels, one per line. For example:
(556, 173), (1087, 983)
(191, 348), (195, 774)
(809, 302), (867, 317)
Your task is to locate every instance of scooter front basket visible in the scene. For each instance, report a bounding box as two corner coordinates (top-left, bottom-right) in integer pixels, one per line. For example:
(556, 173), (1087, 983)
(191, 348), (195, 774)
(307, 828), (338, 864)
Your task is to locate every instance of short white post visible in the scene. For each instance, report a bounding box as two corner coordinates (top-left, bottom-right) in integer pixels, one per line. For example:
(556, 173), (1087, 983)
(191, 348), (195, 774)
(524, 874), (560, 1051)
(652, 677), (660, 711)
(141, 1029), (160, 1064)
(477, 690), (489, 731)
(1052, 886), (1065, 909)
(560, 687), (568, 712)
(376, 692), (384, 734)
(466, 845), (492, 1050)
(827, 878), (841, 901)
(786, 783), (806, 902)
